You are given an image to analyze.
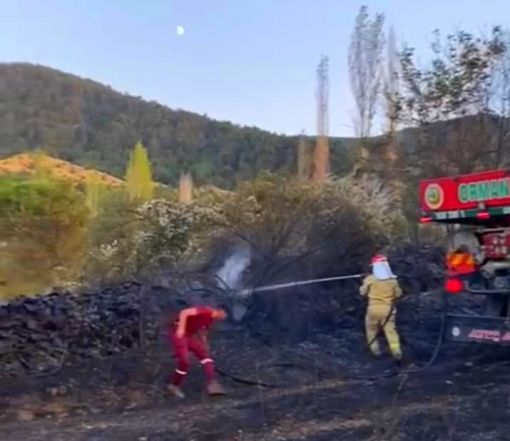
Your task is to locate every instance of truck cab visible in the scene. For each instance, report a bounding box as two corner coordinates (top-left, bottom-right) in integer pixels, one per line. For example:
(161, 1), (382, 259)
(419, 170), (510, 344)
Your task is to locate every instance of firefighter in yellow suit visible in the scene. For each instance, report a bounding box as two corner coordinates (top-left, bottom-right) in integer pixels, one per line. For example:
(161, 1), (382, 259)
(359, 255), (403, 360)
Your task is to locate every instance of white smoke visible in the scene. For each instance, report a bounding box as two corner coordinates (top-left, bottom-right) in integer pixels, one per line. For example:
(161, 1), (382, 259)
(216, 247), (251, 321)
(216, 247), (251, 290)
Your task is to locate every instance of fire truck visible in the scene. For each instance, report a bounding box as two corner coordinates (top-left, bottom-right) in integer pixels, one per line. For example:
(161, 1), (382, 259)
(419, 170), (510, 344)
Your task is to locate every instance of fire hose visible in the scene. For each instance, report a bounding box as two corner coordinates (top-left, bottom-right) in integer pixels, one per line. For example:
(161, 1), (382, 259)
(244, 291), (448, 383)
(182, 273), (448, 387)
(9, 271), (445, 386)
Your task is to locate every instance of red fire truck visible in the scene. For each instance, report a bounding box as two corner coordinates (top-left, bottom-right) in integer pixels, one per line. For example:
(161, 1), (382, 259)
(419, 169), (510, 344)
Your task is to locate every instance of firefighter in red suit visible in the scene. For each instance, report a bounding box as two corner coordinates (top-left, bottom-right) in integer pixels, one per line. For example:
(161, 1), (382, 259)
(168, 306), (227, 398)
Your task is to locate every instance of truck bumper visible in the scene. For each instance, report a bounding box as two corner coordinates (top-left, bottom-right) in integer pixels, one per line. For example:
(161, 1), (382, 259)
(445, 313), (510, 344)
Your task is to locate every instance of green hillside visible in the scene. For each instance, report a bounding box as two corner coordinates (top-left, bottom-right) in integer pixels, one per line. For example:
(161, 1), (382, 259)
(0, 63), (356, 187)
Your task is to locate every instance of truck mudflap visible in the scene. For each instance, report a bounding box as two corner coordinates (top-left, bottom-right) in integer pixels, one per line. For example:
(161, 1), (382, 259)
(446, 313), (510, 344)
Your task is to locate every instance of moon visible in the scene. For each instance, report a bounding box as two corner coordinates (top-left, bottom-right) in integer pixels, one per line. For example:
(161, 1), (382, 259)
(176, 25), (185, 36)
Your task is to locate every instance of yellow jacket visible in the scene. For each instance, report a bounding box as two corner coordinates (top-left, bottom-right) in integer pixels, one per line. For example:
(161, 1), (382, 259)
(359, 275), (403, 305)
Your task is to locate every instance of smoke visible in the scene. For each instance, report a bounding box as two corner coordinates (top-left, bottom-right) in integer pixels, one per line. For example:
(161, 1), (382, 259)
(216, 247), (251, 291)
(215, 247), (251, 321)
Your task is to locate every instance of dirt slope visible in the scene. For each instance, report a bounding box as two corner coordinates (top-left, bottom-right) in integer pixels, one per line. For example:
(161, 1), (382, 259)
(0, 153), (122, 185)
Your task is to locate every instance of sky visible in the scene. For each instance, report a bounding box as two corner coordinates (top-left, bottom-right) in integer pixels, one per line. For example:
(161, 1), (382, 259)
(1, 0), (508, 137)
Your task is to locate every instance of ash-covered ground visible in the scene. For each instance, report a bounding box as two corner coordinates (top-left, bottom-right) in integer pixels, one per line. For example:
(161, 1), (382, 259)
(1, 246), (509, 440)
(1, 288), (510, 441)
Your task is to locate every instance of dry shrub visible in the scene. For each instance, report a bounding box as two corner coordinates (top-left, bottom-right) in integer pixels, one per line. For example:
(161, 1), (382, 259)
(82, 173), (408, 287)
(83, 189), (140, 284)
(83, 185), (226, 284)
(211, 173), (396, 285)
(332, 174), (409, 240)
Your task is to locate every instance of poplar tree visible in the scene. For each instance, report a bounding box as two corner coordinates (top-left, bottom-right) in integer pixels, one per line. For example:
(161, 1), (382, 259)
(124, 141), (154, 202)
(296, 131), (311, 180)
(349, 4), (385, 153)
(85, 174), (103, 218)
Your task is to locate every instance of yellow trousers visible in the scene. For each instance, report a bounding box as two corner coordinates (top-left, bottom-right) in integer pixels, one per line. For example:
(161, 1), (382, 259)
(365, 303), (402, 359)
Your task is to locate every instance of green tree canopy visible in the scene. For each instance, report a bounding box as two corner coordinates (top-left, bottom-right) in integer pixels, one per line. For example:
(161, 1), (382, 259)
(124, 141), (154, 202)
(0, 175), (89, 297)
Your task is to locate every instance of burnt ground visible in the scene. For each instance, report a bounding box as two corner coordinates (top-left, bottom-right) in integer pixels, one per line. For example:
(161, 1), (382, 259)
(1, 291), (510, 441)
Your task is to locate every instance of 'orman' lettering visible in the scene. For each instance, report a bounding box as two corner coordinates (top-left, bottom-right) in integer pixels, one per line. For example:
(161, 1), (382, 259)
(459, 178), (510, 203)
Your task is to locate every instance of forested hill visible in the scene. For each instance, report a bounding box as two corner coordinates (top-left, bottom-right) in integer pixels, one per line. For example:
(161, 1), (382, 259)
(0, 63), (355, 187)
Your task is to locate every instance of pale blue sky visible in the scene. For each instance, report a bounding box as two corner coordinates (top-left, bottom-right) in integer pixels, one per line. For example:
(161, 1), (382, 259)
(1, 0), (508, 136)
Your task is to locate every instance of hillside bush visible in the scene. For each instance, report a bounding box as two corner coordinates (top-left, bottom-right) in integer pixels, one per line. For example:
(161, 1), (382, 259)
(199, 173), (400, 285)
(1, 170), (410, 294)
(0, 175), (89, 298)
(83, 186), (224, 284)
(83, 188), (140, 284)
(83, 173), (406, 286)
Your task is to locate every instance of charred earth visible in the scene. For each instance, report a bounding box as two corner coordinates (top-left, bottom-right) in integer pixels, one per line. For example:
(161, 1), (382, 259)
(1, 246), (509, 441)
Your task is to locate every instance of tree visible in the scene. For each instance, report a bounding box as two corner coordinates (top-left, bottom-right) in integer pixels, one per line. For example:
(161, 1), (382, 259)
(382, 25), (400, 166)
(348, 6), (385, 140)
(178, 171), (193, 203)
(312, 55), (330, 184)
(85, 174), (104, 218)
(489, 29), (510, 167)
(0, 64), (355, 188)
(384, 25), (399, 134)
(397, 27), (506, 177)
(83, 188), (140, 284)
(0, 175), (89, 297)
(296, 130), (311, 179)
(124, 141), (154, 202)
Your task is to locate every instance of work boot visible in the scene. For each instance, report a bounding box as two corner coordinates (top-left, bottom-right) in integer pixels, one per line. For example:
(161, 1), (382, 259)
(392, 352), (404, 368)
(206, 380), (226, 396)
(168, 384), (185, 399)
(369, 348), (382, 359)
(392, 350), (403, 361)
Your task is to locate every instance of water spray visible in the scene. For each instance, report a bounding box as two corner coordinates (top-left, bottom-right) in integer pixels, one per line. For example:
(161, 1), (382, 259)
(238, 273), (366, 297)
(213, 248), (367, 322)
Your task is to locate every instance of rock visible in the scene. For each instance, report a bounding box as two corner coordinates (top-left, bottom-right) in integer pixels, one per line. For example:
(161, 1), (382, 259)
(58, 385), (69, 396)
(47, 387), (59, 397)
(43, 401), (69, 417)
(17, 409), (35, 422)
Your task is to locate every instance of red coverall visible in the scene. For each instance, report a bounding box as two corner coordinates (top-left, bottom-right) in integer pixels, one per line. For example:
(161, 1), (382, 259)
(168, 306), (217, 387)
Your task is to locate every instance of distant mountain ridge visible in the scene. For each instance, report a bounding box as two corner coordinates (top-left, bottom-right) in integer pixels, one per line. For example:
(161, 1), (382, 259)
(0, 63), (356, 187)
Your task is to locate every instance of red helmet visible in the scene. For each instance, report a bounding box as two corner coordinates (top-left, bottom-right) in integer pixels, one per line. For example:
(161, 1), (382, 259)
(371, 254), (387, 265)
(371, 254), (388, 265)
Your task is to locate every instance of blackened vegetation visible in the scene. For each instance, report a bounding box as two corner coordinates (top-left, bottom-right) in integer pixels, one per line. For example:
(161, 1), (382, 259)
(0, 281), (157, 376)
(0, 244), (444, 377)
(2, 245), (509, 440)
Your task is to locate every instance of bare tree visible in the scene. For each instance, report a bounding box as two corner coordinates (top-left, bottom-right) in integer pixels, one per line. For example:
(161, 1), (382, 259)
(348, 5), (385, 139)
(178, 172), (193, 203)
(489, 30), (510, 166)
(397, 27), (506, 177)
(380, 24), (402, 169)
(384, 26), (400, 136)
(296, 130), (311, 179)
(312, 55), (330, 184)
